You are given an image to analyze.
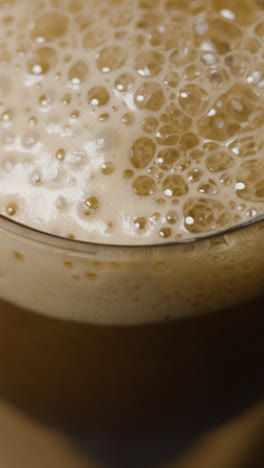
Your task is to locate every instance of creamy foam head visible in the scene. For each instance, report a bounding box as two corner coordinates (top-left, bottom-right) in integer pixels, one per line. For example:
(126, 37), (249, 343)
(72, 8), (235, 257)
(0, 0), (264, 244)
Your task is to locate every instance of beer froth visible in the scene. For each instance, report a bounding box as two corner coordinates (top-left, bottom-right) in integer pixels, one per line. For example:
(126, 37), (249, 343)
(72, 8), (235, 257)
(0, 0), (264, 243)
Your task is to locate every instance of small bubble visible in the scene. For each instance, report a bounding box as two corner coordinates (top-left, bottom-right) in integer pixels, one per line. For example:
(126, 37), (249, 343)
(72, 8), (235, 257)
(62, 93), (72, 105)
(99, 113), (109, 122)
(179, 132), (199, 151)
(163, 71), (179, 88)
(247, 208), (257, 217)
(183, 197), (229, 234)
(198, 179), (219, 195)
(162, 174), (188, 197)
(220, 173), (233, 186)
(134, 82), (165, 111)
(134, 217), (147, 230)
(31, 171), (42, 185)
(56, 149), (66, 161)
(159, 113), (169, 123)
(151, 212), (160, 221)
(97, 46), (127, 73)
(123, 169), (134, 179)
(236, 160), (264, 202)
(134, 49), (165, 77)
(228, 136), (260, 158)
(238, 203), (246, 211)
(70, 110), (80, 119)
(206, 151), (234, 172)
(148, 165), (157, 175)
(6, 202), (17, 216)
(132, 175), (156, 196)
(156, 198), (166, 205)
(166, 210), (178, 224)
(39, 94), (50, 108)
(121, 112), (135, 126)
(114, 73), (134, 92)
(85, 196), (99, 210)
(101, 161), (115, 175)
(28, 116), (38, 126)
(87, 86), (110, 106)
(142, 116), (158, 133)
(187, 168), (203, 183)
(159, 227), (172, 239)
(157, 148), (180, 168)
(156, 124), (179, 146)
(206, 68), (229, 87)
(170, 46), (197, 66)
(31, 12), (69, 42)
(179, 84), (208, 116)
(188, 149), (202, 162)
(68, 60), (88, 85)
(64, 124), (72, 134)
(131, 137), (156, 169)
(184, 64), (202, 81)
(171, 199), (179, 206)
(27, 46), (57, 75)
(168, 105), (192, 130)
(1, 109), (13, 123)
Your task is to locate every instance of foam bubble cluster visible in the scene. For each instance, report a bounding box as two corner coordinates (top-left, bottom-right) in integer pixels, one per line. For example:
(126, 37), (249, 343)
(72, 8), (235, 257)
(0, 0), (264, 244)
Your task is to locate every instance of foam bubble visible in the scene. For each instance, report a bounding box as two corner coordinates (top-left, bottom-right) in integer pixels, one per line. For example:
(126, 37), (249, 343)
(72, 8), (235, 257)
(134, 82), (165, 111)
(31, 12), (69, 42)
(87, 86), (110, 106)
(96, 46), (127, 73)
(131, 138), (155, 169)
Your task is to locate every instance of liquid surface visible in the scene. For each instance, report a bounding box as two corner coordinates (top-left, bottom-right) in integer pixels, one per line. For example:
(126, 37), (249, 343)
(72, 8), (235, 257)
(1, 0), (264, 244)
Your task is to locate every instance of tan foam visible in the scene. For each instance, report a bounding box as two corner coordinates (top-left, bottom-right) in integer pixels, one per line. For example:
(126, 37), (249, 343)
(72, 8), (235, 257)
(0, 0), (264, 243)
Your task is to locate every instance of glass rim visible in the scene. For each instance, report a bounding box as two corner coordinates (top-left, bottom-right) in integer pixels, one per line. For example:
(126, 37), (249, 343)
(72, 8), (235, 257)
(1, 212), (264, 255)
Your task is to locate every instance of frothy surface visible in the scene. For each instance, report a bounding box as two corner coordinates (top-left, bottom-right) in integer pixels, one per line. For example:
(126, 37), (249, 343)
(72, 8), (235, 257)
(1, 0), (264, 243)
